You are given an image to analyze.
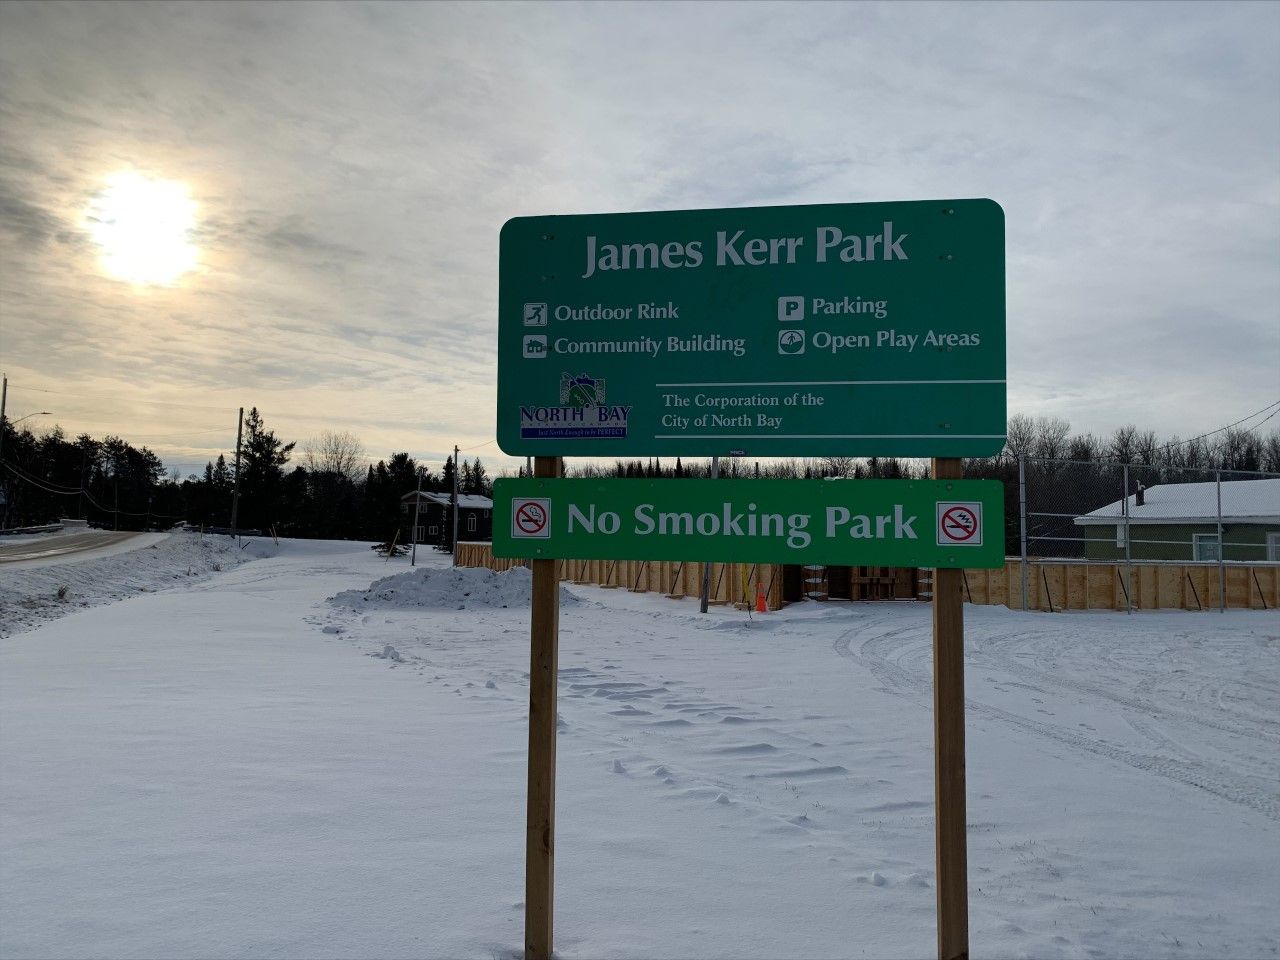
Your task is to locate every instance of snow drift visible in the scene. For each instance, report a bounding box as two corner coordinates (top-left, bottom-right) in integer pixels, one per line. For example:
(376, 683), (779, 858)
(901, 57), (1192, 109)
(0, 530), (262, 637)
(330, 564), (578, 612)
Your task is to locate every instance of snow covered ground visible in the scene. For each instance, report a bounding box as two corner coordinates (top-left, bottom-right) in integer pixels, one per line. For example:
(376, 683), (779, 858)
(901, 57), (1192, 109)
(0, 529), (261, 637)
(1, 539), (1277, 958)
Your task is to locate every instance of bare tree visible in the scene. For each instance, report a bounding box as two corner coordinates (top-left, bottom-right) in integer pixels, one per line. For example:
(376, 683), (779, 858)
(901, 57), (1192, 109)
(819, 455), (856, 478)
(1065, 432), (1100, 462)
(1262, 429), (1280, 474)
(1108, 424), (1139, 463)
(1004, 414), (1036, 462)
(1031, 416), (1071, 460)
(301, 431), (366, 480)
(1134, 429), (1159, 466)
(1217, 426), (1262, 472)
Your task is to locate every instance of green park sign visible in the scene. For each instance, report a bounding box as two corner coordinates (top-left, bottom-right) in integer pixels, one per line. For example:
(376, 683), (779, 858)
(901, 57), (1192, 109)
(497, 199), (1005, 458)
(492, 477), (1005, 568)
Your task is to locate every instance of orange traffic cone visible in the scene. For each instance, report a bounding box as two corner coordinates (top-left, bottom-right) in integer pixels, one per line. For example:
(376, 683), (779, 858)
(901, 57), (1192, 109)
(755, 583), (768, 613)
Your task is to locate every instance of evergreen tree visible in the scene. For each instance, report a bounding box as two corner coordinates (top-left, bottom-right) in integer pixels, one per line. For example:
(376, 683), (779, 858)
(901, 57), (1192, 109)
(237, 408), (295, 532)
(466, 457), (490, 495)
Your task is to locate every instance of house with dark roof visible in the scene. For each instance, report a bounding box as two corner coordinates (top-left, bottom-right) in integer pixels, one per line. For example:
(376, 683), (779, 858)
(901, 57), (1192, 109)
(1073, 478), (1279, 562)
(400, 491), (493, 547)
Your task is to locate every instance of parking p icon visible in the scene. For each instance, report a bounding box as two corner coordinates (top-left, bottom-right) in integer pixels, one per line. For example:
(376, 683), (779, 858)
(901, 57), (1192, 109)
(778, 296), (804, 322)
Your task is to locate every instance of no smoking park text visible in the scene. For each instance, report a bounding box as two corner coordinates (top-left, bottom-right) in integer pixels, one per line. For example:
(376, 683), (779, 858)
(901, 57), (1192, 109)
(560, 501), (921, 550)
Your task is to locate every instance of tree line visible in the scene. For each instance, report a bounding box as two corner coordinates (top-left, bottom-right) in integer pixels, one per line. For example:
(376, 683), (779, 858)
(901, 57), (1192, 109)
(3, 408), (1277, 548)
(560, 415), (1280, 481)
(0, 408), (492, 543)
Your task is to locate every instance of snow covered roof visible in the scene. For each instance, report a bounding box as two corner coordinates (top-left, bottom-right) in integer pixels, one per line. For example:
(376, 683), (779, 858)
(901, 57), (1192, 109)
(1073, 478), (1280, 526)
(401, 491), (492, 509)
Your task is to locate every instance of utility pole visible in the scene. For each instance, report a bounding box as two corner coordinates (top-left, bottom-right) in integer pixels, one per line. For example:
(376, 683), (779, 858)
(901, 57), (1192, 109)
(229, 407), (244, 538)
(1216, 470), (1225, 613)
(0, 375), (6, 528)
(0, 375), (7, 465)
(410, 465), (424, 567)
(451, 444), (460, 567)
(79, 448), (88, 520)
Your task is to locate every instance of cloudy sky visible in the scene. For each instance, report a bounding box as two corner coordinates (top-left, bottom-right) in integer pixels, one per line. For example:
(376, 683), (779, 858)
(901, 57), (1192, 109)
(1, 1), (1277, 476)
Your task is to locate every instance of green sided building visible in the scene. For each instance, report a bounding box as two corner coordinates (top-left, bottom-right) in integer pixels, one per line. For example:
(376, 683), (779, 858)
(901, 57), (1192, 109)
(1074, 478), (1280, 562)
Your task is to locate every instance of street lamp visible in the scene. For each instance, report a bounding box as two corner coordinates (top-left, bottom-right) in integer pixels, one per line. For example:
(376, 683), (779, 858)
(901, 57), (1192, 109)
(0, 410), (53, 465)
(0, 409), (52, 525)
(11, 411), (52, 425)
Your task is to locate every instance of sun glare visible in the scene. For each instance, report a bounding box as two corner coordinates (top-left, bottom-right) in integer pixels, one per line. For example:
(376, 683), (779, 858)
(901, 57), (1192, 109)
(86, 171), (198, 286)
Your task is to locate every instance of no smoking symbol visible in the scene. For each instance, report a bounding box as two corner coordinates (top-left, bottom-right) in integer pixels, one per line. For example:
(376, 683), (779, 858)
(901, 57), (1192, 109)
(936, 502), (983, 547)
(512, 499), (551, 539)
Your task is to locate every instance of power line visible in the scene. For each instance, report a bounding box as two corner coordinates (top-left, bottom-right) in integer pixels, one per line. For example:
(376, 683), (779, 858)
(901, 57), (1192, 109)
(1, 460), (183, 519)
(1154, 398), (1280, 453)
(5, 384), (236, 413)
(1, 458), (82, 494)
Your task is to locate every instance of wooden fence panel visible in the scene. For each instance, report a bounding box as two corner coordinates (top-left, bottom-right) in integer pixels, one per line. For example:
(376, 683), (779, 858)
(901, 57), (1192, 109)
(456, 544), (1275, 613)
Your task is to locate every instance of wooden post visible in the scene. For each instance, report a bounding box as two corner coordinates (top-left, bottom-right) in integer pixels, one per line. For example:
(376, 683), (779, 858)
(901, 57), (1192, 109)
(932, 457), (969, 960)
(526, 455), (562, 959)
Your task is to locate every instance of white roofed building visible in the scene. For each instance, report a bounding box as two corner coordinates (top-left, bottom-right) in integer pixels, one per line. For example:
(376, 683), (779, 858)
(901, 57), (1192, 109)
(1073, 478), (1280, 562)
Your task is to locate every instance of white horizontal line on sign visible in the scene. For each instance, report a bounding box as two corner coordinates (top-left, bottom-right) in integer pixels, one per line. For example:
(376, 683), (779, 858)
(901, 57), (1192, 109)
(653, 434), (1008, 439)
(653, 379), (1007, 387)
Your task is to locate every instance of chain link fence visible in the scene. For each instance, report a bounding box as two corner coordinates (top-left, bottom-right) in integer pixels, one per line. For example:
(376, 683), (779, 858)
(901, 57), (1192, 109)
(1017, 457), (1280, 609)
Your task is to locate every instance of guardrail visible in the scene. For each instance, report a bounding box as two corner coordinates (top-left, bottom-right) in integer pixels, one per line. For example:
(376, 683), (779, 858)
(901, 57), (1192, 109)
(0, 523), (62, 536)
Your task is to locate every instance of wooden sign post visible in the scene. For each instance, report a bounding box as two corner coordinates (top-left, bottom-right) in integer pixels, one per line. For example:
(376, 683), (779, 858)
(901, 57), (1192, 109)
(525, 455), (562, 959)
(931, 457), (969, 960)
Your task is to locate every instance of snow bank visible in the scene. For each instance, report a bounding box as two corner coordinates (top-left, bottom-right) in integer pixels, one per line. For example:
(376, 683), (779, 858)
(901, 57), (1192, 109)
(0, 531), (266, 637)
(331, 564), (576, 611)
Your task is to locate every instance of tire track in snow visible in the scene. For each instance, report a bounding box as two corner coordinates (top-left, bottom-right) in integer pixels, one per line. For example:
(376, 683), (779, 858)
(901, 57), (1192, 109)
(833, 619), (1280, 822)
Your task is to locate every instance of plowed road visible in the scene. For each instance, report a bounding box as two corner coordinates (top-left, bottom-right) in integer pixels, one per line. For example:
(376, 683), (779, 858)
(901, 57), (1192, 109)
(0, 532), (142, 564)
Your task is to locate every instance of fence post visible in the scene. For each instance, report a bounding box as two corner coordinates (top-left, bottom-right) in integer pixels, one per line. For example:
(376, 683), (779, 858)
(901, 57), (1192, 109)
(1216, 470), (1225, 613)
(1018, 455), (1029, 610)
(1122, 465), (1132, 615)
(699, 456), (720, 614)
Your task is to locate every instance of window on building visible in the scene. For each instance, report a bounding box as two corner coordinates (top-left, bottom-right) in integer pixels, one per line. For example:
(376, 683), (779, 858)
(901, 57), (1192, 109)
(401, 504), (408, 514)
(1193, 534), (1221, 562)
(1115, 523), (1126, 548)
(1268, 532), (1279, 562)
(428, 525), (438, 536)
(415, 526), (425, 543)
(467, 514), (477, 532)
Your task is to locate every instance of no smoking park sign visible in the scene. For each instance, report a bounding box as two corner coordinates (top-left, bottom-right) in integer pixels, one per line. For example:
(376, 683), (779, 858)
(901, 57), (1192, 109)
(495, 479), (1003, 568)
(499, 198), (1007, 960)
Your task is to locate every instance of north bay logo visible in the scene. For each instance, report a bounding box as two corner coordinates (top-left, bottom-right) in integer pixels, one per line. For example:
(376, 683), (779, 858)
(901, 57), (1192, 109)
(519, 372), (631, 441)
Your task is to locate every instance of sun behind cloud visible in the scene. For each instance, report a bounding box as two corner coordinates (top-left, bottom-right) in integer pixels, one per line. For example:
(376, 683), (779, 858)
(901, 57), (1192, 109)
(85, 171), (198, 286)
